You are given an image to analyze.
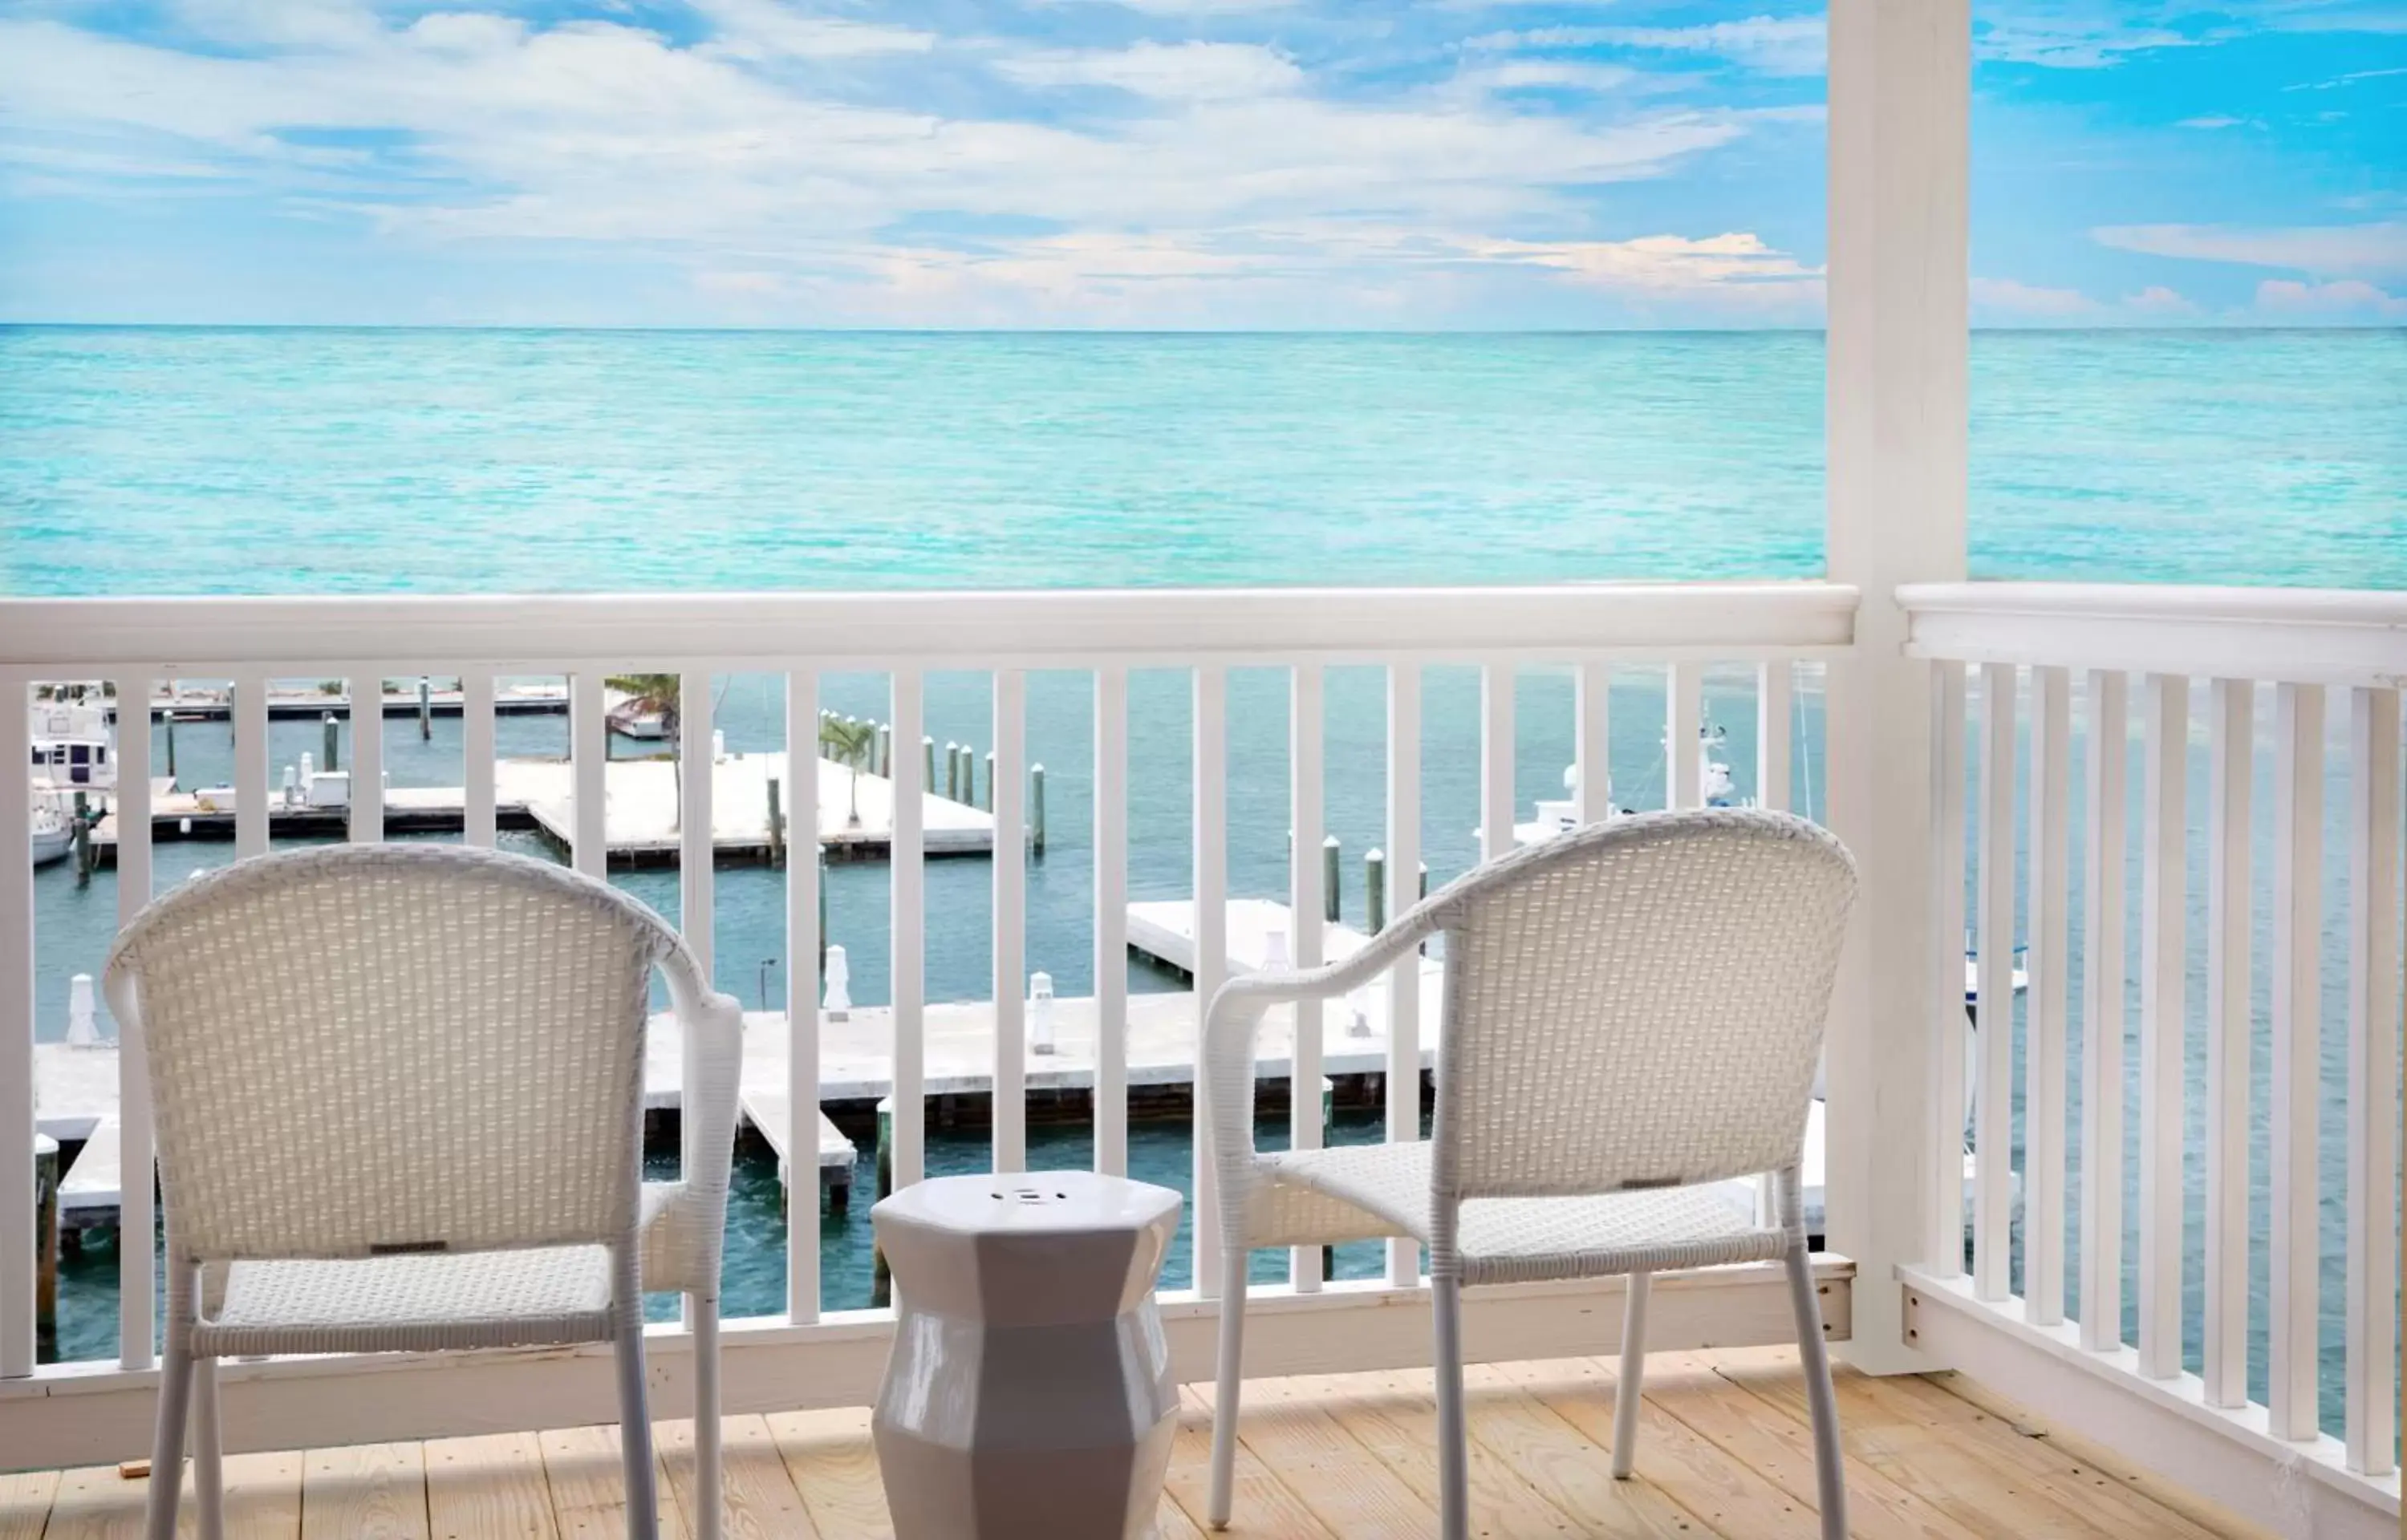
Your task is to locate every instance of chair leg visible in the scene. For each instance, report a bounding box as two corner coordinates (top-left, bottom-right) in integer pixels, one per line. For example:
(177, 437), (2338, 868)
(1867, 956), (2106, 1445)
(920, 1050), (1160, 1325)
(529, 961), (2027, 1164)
(1611, 1271), (1650, 1479)
(144, 1335), (195, 1540)
(690, 1291), (722, 1540)
(614, 1323), (660, 1540)
(1431, 1274), (1470, 1540)
(193, 1355), (225, 1540)
(1207, 1246), (1248, 1530)
(1784, 1245), (1849, 1540)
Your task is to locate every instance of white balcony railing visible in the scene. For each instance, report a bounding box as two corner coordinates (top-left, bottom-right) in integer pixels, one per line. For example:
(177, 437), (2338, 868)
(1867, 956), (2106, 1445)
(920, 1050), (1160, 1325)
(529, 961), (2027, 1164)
(0, 582), (1861, 1468)
(2, 580), (2397, 1540)
(1898, 582), (2405, 1540)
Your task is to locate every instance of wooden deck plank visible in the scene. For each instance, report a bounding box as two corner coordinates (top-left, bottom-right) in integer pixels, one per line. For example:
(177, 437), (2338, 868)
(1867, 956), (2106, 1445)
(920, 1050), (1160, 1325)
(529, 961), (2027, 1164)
(656, 1416), (818, 1540)
(762, 1408), (891, 1540)
(4, 1352), (2263, 1540)
(534, 1426), (684, 1540)
(1268, 1369), (1584, 1538)
(0, 1470), (55, 1540)
(1707, 1348), (2176, 1540)
(1188, 1376), (1440, 1540)
(1455, 1364), (1739, 1539)
(1491, 1356), (1827, 1538)
(424, 1433), (557, 1540)
(301, 1444), (427, 1540)
(1163, 1388), (1337, 1540)
(1641, 1352), (1979, 1540)
(44, 1453), (301, 1540)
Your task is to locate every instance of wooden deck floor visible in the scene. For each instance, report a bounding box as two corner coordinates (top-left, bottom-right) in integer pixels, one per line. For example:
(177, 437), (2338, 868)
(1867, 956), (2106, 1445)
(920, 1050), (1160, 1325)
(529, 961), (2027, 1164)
(0, 1347), (2266, 1539)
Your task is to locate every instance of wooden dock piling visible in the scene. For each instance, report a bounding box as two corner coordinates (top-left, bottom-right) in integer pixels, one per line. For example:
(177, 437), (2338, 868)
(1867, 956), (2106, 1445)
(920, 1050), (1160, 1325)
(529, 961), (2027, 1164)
(33, 1134), (57, 1360)
(71, 792), (91, 886)
(1366, 847), (1386, 933)
(983, 751), (995, 812)
(322, 712), (339, 772)
(1322, 835), (1341, 922)
(417, 676), (432, 740)
(1029, 764), (1045, 854)
(765, 777), (785, 866)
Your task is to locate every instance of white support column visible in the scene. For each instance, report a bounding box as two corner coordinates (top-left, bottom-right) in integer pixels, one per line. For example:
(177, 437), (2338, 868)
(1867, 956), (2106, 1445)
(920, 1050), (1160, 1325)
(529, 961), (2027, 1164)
(1823, 0), (1969, 1374)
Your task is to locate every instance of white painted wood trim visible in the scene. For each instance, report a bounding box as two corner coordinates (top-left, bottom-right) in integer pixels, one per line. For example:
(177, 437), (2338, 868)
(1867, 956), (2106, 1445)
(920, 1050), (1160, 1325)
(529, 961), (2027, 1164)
(2023, 665), (2070, 1327)
(2269, 682), (2323, 1440)
(111, 682), (156, 1373)
(349, 675), (384, 843)
(1385, 663), (1423, 1290)
(1902, 1268), (2401, 1540)
(2137, 674), (2186, 1380)
(889, 670), (926, 1194)
(1574, 663), (1611, 825)
(1973, 663), (2015, 1303)
(2078, 669), (2127, 1356)
(679, 671), (713, 979)
(2202, 678), (2252, 1406)
(1480, 663), (1513, 861)
(1191, 666), (1228, 1296)
(1926, 660), (1967, 1276)
(785, 669), (820, 1325)
(1758, 661), (1793, 815)
(570, 671), (605, 878)
(1902, 582), (2407, 687)
(1666, 663), (1703, 813)
(461, 669), (497, 849)
(1093, 666), (1130, 1179)
(1289, 663), (1325, 1292)
(0, 585), (1859, 675)
(0, 684), (30, 1380)
(2342, 685), (2400, 1477)
(235, 671), (270, 860)
(0, 1258), (1853, 1472)
(991, 670), (1027, 1177)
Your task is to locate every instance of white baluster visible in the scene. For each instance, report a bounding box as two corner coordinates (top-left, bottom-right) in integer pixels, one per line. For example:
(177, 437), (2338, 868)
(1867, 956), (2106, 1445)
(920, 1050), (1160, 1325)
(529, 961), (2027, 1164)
(1094, 667), (1130, 1179)
(890, 670), (926, 1193)
(2343, 685), (2400, 1476)
(1973, 663), (2015, 1302)
(2137, 674), (2186, 1380)
(1290, 662), (1325, 1292)
(1926, 660), (1967, 1275)
(1192, 665), (1228, 1296)
(1, 683), (32, 1378)
(112, 678), (156, 1371)
(2078, 670), (2127, 1352)
(1385, 663), (1423, 1288)
(571, 671), (606, 878)
(1480, 662), (1513, 859)
(2268, 682), (2321, 1437)
(1758, 661), (1793, 814)
(1574, 663), (1612, 825)
(2203, 678), (2252, 1403)
(2023, 665), (2069, 1327)
(992, 670), (1027, 1177)
(785, 668), (820, 1325)
(1667, 662), (1703, 812)
(462, 669), (497, 849)
(350, 674), (383, 843)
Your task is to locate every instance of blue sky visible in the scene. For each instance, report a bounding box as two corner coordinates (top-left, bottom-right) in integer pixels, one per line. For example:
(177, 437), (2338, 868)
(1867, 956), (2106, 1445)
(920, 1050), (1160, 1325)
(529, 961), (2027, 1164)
(0, 0), (2400, 326)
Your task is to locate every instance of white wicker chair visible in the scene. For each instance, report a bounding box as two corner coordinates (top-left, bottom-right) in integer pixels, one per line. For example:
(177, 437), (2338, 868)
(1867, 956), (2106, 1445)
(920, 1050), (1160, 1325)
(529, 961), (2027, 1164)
(1202, 808), (1858, 1540)
(100, 844), (746, 1540)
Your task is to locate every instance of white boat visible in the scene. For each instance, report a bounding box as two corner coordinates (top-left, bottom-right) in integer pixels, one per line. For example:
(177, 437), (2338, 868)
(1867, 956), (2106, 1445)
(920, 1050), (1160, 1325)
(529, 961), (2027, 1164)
(605, 691), (669, 740)
(30, 688), (118, 791)
(30, 797), (72, 867)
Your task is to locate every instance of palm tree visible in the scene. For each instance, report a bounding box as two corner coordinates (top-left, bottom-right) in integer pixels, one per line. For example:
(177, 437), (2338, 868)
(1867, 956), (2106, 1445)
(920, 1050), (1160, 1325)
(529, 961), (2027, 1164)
(605, 673), (684, 819)
(818, 715), (875, 827)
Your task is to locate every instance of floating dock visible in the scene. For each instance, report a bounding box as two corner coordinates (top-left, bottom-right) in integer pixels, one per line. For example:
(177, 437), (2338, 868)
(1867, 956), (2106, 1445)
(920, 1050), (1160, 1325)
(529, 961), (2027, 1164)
(132, 683), (572, 721)
(86, 753), (999, 865)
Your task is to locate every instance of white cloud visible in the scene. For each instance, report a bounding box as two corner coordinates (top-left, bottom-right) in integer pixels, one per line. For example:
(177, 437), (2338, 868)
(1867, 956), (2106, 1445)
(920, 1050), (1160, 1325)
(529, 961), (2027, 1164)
(999, 42), (1303, 100)
(690, 0), (936, 61)
(2254, 278), (2407, 318)
(1044, 0), (1298, 13)
(2174, 115), (2244, 128)
(2092, 221), (2407, 278)
(1976, 19), (2196, 69)
(1472, 18), (1827, 77)
(1971, 276), (2101, 318)
(2123, 284), (2198, 315)
(1473, 230), (1820, 292)
(1450, 60), (1643, 96)
(0, 10), (1785, 322)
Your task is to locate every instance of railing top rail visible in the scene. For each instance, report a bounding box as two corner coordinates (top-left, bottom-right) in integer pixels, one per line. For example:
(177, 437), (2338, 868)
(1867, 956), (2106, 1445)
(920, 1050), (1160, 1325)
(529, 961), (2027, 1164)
(0, 582), (1857, 674)
(1900, 581), (2407, 686)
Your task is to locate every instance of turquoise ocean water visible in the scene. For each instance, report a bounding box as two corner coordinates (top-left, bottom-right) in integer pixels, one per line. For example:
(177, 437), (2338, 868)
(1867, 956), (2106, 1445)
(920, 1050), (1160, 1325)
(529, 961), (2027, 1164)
(4, 327), (2402, 1437)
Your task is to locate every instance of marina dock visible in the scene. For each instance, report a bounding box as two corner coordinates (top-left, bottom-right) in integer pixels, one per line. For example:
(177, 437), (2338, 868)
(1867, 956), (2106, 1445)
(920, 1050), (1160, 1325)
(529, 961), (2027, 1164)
(86, 752), (999, 865)
(133, 683), (572, 721)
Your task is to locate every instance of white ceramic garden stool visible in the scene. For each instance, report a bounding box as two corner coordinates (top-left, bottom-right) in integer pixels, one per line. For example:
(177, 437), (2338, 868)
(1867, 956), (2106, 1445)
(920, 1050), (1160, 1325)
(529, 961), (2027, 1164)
(871, 1170), (1183, 1539)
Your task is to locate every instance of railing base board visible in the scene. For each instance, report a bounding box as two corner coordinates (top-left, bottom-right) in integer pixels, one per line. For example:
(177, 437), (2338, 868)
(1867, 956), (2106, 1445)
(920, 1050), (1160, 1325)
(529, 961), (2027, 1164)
(0, 1257), (1849, 1473)
(1900, 1266), (2399, 1540)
